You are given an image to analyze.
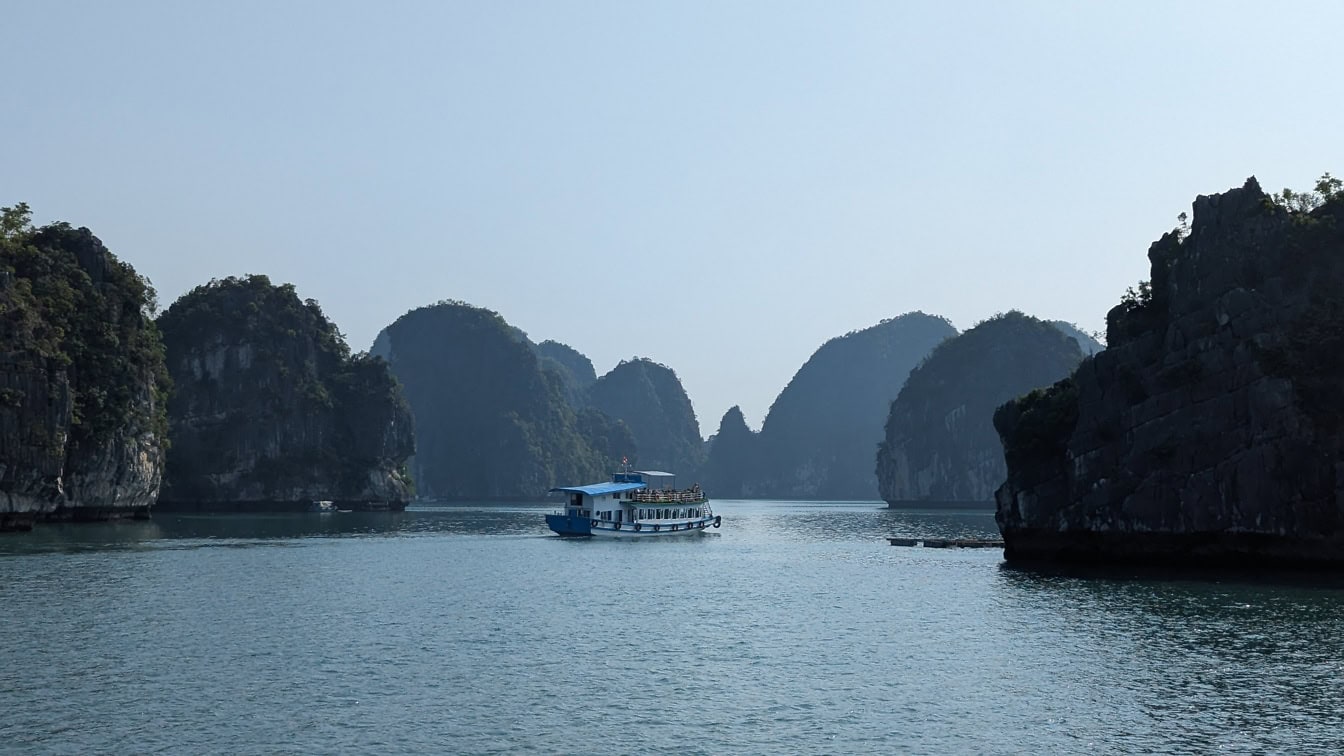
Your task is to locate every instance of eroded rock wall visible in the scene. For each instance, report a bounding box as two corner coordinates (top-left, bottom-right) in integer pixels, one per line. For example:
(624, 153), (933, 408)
(995, 178), (1344, 565)
(0, 221), (166, 531)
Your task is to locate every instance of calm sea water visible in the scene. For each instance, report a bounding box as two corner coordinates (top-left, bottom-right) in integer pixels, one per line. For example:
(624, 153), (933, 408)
(3, 501), (1344, 754)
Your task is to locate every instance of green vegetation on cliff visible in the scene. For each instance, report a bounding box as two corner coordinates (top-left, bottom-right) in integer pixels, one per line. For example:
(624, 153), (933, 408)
(587, 358), (704, 478)
(576, 406), (637, 472)
(535, 340), (596, 389)
(992, 376), (1079, 491)
(377, 301), (618, 499)
(0, 204), (168, 523)
(157, 275), (414, 505)
(1, 204), (170, 448)
(533, 339), (596, 409)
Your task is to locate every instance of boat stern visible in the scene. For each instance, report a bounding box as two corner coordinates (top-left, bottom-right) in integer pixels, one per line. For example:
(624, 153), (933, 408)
(546, 513), (593, 537)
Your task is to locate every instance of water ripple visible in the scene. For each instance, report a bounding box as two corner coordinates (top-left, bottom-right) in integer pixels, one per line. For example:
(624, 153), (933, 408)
(3, 502), (1344, 753)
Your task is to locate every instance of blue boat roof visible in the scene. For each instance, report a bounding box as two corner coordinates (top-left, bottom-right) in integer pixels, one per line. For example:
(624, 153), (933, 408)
(549, 482), (647, 496)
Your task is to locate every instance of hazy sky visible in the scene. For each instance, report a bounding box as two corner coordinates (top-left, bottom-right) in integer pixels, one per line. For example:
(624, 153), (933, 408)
(6, 1), (1343, 435)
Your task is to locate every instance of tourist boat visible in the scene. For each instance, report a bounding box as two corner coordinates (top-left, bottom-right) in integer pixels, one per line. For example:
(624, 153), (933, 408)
(546, 469), (721, 537)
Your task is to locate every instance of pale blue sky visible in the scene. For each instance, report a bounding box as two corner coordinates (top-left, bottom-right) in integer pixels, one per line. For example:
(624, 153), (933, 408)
(6, 1), (1342, 435)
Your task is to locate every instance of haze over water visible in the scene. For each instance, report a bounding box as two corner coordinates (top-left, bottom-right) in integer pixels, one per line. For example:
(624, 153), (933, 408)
(4, 502), (1342, 754)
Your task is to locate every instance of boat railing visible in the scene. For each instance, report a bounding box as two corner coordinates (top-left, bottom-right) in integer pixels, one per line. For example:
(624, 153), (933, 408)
(630, 488), (706, 504)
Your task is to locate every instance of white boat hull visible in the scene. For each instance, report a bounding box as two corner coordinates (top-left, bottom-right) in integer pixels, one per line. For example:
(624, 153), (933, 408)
(587, 514), (721, 537)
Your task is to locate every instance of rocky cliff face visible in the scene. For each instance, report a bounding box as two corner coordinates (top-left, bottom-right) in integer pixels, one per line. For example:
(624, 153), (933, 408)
(877, 312), (1083, 505)
(0, 211), (167, 530)
(995, 178), (1344, 565)
(0, 350), (71, 529)
(158, 276), (414, 510)
(588, 358), (704, 478)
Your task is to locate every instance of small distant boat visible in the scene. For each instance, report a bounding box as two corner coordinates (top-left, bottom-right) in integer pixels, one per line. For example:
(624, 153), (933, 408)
(546, 468), (720, 537)
(308, 500), (335, 513)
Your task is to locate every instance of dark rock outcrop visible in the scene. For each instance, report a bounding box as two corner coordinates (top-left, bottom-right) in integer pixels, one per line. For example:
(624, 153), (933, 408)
(876, 312), (1084, 505)
(375, 301), (612, 499)
(995, 177), (1344, 566)
(158, 276), (414, 511)
(706, 312), (956, 499)
(587, 358), (704, 478)
(0, 212), (168, 530)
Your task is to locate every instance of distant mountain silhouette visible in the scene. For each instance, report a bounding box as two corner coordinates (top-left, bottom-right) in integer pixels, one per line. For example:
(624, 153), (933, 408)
(587, 358), (704, 480)
(703, 406), (758, 498)
(706, 312), (957, 499)
(535, 340), (596, 387)
(876, 311), (1084, 504)
(533, 339), (596, 408)
(374, 301), (618, 499)
(1050, 320), (1104, 355)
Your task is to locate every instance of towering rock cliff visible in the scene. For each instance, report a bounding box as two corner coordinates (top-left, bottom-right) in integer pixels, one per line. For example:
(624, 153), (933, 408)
(995, 177), (1344, 565)
(157, 275), (414, 510)
(0, 206), (169, 530)
(707, 312), (955, 499)
(376, 301), (613, 499)
(876, 312), (1084, 505)
(587, 358), (704, 478)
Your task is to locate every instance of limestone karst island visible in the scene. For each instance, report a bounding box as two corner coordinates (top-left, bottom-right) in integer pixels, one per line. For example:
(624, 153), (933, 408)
(995, 176), (1344, 566)
(13, 4), (1344, 752)
(3, 175), (1344, 570)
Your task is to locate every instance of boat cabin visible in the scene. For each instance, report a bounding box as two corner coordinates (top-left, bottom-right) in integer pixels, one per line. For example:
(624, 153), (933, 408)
(550, 470), (708, 527)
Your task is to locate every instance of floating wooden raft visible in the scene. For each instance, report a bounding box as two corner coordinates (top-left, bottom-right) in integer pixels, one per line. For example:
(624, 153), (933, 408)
(888, 537), (1004, 548)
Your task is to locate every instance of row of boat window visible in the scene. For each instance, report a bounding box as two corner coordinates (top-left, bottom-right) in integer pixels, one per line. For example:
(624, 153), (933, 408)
(638, 508), (703, 520)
